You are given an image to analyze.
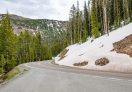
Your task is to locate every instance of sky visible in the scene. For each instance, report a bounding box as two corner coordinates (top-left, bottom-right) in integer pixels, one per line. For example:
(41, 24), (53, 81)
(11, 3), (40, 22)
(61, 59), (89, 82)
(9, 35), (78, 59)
(0, 0), (88, 21)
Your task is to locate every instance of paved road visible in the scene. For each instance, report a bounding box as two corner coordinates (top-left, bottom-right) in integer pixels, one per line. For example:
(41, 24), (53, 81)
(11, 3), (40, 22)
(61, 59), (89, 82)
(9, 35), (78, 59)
(0, 61), (132, 92)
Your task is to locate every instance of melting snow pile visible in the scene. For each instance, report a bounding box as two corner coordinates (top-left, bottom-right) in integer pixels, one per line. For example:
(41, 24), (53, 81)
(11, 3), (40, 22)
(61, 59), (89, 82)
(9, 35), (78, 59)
(55, 23), (132, 72)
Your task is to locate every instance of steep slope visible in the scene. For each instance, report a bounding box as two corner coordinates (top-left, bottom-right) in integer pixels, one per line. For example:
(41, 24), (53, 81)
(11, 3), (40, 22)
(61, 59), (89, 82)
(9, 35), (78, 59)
(0, 14), (67, 34)
(55, 23), (132, 72)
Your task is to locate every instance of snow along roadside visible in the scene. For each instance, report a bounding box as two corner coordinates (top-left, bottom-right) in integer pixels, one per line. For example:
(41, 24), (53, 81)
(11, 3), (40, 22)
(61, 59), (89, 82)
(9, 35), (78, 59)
(55, 23), (132, 73)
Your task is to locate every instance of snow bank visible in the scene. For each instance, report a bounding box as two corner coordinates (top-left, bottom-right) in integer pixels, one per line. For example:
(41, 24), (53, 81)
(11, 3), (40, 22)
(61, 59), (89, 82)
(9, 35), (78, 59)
(55, 23), (132, 72)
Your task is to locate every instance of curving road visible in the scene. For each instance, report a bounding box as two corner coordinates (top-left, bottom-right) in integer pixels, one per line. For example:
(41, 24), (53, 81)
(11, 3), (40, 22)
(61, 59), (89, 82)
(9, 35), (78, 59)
(0, 60), (132, 92)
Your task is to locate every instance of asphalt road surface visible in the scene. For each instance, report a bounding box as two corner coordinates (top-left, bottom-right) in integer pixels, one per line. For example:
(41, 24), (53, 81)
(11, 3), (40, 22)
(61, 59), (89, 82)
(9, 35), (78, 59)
(0, 60), (132, 92)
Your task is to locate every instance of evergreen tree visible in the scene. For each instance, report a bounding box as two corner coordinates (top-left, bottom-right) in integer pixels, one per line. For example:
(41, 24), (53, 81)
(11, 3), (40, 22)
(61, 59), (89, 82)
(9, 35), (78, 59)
(75, 0), (80, 42)
(83, 1), (91, 41)
(69, 4), (76, 44)
(91, 0), (100, 38)
(114, 0), (121, 27)
(0, 13), (17, 60)
(4, 57), (16, 72)
(124, 0), (130, 24)
(34, 32), (42, 61)
(95, 0), (103, 35)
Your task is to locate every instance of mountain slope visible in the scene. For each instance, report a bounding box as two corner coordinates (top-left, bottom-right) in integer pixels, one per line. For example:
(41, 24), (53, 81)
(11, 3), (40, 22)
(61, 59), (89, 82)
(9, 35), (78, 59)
(55, 23), (132, 72)
(0, 14), (67, 34)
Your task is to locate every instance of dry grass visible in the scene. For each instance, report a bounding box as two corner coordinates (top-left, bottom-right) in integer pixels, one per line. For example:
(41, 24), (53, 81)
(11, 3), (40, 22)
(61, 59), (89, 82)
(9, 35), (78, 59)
(58, 49), (69, 61)
(73, 61), (88, 66)
(112, 34), (132, 57)
(95, 58), (109, 66)
(1, 67), (20, 81)
(0, 66), (28, 83)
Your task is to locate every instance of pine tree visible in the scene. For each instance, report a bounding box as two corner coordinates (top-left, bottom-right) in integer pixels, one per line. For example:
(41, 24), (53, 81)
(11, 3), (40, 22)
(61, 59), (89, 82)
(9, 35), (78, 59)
(96, 0), (105, 35)
(79, 11), (83, 42)
(0, 13), (17, 60)
(69, 4), (76, 44)
(34, 31), (44, 61)
(4, 57), (16, 72)
(91, 0), (100, 38)
(83, 1), (90, 41)
(75, 0), (80, 43)
(124, 0), (130, 24)
(109, 0), (115, 29)
(114, 0), (121, 27)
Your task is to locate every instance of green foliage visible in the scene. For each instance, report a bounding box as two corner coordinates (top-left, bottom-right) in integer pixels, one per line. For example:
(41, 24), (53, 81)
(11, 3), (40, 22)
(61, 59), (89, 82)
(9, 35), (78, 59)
(0, 13), (69, 74)
(1, 0), (132, 75)
(91, 0), (100, 38)
(11, 18), (67, 33)
(0, 13), (17, 60)
(114, 0), (121, 27)
(68, 0), (132, 41)
(84, 1), (91, 38)
(4, 58), (16, 72)
(2, 67), (20, 80)
(0, 54), (6, 74)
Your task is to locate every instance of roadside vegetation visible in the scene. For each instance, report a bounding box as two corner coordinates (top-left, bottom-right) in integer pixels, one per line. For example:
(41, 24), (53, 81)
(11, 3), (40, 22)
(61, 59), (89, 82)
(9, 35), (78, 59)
(0, 66), (28, 83)
(0, 13), (69, 76)
(0, 0), (132, 77)
(57, 0), (132, 62)
(1, 67), (20, 81)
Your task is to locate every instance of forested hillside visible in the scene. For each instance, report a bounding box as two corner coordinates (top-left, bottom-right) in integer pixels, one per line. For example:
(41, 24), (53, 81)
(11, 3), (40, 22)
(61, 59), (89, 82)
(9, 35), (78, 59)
(67, 0), (132, 44)
(0, 0), (132, 75)
(0, 14), (67, 34)
(0, 14), (69, 74)
(55, 0), (132, 72)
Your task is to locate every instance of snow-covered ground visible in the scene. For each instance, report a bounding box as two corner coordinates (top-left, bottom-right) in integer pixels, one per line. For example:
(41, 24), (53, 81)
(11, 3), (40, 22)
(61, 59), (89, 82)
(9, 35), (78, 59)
(55, 23), (132, 72)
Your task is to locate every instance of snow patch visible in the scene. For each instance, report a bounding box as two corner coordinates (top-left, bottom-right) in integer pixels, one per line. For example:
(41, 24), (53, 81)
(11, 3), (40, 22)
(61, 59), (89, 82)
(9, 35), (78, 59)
(55, 23), (132, 72)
